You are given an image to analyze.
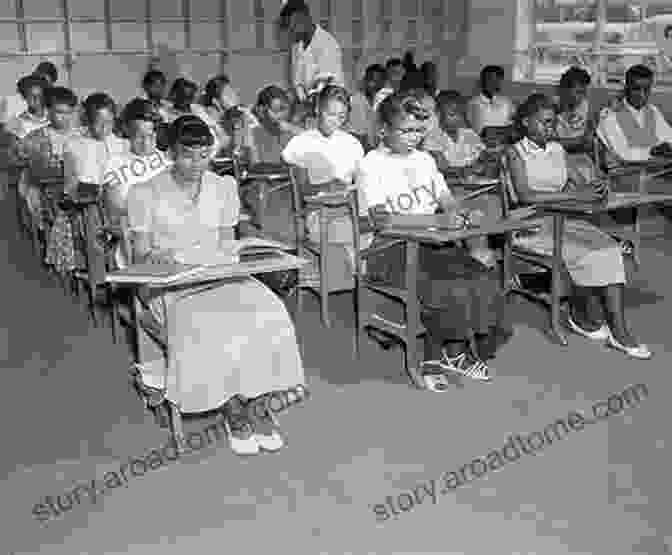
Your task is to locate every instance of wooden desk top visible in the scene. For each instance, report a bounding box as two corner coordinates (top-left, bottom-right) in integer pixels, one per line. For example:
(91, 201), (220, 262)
(107, 253), (308, 288)
(378, 214), (540, 244)
(538, 192), (672, 216)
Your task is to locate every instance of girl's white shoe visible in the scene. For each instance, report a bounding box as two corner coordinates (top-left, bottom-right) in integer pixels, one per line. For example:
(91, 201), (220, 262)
(605, 328), (652, 360)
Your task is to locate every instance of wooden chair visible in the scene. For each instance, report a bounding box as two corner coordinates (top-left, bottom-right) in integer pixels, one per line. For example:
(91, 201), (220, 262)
(354, 177), (521, 386)
(65, 185), (122, 341)
(288, 165), (361, 328)
(238, 162), (293, 234)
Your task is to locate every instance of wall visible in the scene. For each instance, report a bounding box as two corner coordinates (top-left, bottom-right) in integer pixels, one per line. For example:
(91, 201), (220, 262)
(0, 0), (468, 106)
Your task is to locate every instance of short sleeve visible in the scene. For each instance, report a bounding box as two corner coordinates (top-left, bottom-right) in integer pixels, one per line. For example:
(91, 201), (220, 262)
(214, 174), (240, 228)
(281, 133), (307, 167)
(355, 154), (384, 214)
(125, 182), (155, 233)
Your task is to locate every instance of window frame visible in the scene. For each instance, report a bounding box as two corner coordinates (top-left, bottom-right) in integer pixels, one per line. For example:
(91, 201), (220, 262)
(515, 0), (672, 90)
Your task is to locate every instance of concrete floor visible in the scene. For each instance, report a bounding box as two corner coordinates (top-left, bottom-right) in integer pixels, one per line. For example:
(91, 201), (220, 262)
(0, 194), (671, 555)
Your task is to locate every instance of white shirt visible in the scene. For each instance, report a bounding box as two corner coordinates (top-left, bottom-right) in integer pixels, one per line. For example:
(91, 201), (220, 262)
(466, 93), (514, 135)
(291, 25), (345, 92)
(64, 133), (129, 186)
(356, 146), (451, 215)
(104, 149), (173, 204)
(282, 128), (363, 185)
(597, 100), (672, 162)
(423, 128), (485, 168)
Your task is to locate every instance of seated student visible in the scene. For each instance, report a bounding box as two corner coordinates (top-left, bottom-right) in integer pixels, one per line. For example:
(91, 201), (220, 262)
(597, 64), (672, 222)
(0, 61), (57, 130)
(349, 64), (387, 150)
(14, 86), (80, 232)
(282, 85), (367, 287)
(554, 66), (596, 181)
(508, 93), (651, 360)
(192, 75), (233, 152)
(141, 70), (171, 122)
(163, 77), (199, 123)
(424, 90), (486, 170)
(467, 65), (515, 135)
(357, 92), (510, 382)
(45, 93), (129, 276)
(103, 98), (173, 267)
(126, 115), (305, 455)
(598, 64), (672, 163)
(423, 90), (497, 269)
(249, 85), (300, 164)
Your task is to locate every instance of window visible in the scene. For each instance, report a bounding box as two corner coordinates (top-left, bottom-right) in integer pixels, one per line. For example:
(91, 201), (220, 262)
(516, 0), (672, 88)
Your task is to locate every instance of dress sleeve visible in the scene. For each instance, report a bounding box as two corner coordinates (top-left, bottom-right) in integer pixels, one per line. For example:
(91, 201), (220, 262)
(215, 174), (240, 228)
(125, 182), (155, 233)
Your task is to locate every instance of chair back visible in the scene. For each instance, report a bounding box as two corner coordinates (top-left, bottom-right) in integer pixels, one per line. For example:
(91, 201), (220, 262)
(497, 147), (520, 213)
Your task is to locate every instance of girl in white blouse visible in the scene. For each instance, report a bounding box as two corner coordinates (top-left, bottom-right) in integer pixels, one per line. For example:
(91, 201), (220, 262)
(508, 93), (650, 359)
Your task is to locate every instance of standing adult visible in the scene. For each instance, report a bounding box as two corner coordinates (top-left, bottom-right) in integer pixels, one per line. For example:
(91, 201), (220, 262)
(280, 0), (345, 103)
(1, 61), (58, 128)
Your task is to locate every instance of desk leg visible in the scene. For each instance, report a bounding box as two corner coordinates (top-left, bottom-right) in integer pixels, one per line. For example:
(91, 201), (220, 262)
(550, 214), (568, 346)
(257, 179), (267, 232)
(404, 240), (423, 388)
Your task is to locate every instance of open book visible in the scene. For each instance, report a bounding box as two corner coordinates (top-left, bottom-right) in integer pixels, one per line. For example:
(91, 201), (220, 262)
(106, 262), (204, 285)
(174, 237), (291, 266)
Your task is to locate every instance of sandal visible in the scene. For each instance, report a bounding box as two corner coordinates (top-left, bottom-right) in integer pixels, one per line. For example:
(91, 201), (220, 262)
(440, 351), (493, 382)
(248, 398), (284, 452)
(420, 361), (452, 392)
(224, 413), (259, 456)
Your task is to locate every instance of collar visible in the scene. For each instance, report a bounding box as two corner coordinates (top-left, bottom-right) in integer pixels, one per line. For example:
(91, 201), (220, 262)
(479, 93), (499, 105)
(623, 98), (649, 115)
(19, 111), (48, 123)
(519, 136), (552, 155)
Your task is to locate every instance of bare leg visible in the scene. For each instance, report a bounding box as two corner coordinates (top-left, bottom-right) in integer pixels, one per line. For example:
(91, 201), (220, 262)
(600, 283), (638, 347)
(571, 285), (605, 331)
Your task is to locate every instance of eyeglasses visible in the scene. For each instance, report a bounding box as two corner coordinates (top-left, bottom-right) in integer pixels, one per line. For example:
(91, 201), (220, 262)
(392, 126), (425, 136)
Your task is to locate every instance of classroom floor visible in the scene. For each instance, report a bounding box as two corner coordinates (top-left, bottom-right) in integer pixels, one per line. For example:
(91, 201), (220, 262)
(1, 191), (671, 555)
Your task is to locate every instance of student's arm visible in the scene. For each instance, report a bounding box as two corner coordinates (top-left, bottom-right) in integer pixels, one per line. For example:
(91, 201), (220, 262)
(126, 184), (171, 264)
(466, 98), (481, 134)
(62, 146), (80, 195)
(597, 113), (650, 162)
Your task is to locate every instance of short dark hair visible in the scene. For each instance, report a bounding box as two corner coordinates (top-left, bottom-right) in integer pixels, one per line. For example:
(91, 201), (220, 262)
(436, 89), (465, 108)
(35, 61), (58, 83)
(386, 58), (403, 70)
(559, 66), (591, 89)
(364, 64), (386, 78)
(514, 93), (555, 130)
(82, 92), (117, 125)
(480, 65), (505, 85)
(664, 24), (672, 39)
(45, 86), (78, 108)
(17, 74), (47, 97)
(169, 114), (214, 149)
(256, 85), (289, 109)
(203, 74), (231, 107)
(168, 77), (198, 103)
(142, 70), (166, 89)
(122, 98), (160, 126)
(378, 92), (430, 127)
(399, 70), (428, 94)
(279, 0), (310, 26)
(625, 64), (654, 86)
(316, 84), (351, 113)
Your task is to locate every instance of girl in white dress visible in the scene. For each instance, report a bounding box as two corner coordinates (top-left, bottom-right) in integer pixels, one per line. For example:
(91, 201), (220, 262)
(508, 94), (651, 359)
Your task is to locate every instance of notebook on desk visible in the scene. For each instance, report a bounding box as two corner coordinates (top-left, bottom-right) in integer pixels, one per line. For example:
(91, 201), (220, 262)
(106, 262), (204, 285)
(174, 237), (292, 266)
